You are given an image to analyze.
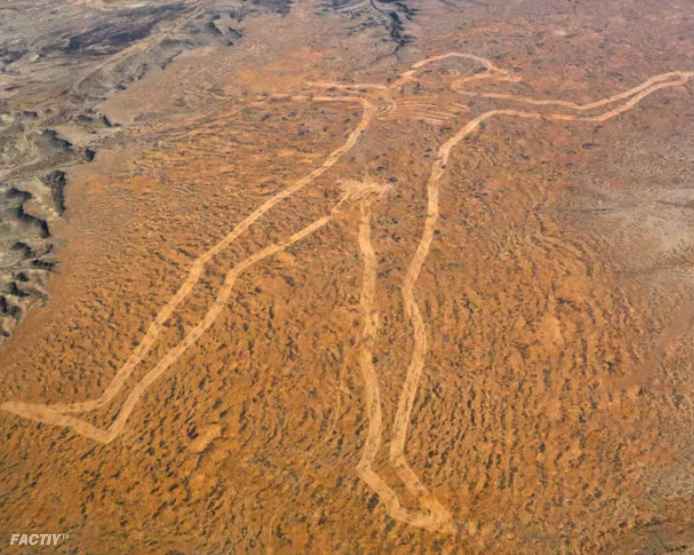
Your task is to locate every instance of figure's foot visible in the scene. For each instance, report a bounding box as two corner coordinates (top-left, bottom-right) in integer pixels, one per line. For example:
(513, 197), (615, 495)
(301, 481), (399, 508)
(356, 462), (455, 534)
(389, 454), (456, 534)
(1, 401), (115, 444)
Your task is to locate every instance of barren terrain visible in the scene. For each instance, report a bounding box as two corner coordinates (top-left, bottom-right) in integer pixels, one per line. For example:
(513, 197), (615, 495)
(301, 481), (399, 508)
(1, 0), (694, 553)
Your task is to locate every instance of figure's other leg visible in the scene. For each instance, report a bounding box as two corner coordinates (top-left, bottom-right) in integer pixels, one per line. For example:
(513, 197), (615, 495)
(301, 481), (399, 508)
(1, 196), (351, 443)
(382, 123), (488, 535)
(390, 211), (455, 533)
(354, 197), (453, 533)
(355, 199), (384, 487)
(377, 66), (693, 534)
(1, 95), (375, 423)
(381, 115), (503, 531)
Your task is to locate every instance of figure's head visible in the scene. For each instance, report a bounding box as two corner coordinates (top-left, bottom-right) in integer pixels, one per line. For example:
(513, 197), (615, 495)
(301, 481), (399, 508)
(393, 52), (521, 94)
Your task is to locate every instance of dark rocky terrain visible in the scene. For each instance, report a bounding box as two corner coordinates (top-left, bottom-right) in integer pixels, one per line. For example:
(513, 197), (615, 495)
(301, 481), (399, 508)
(0, 0), (428, 340)
(0, 0), (304, 339)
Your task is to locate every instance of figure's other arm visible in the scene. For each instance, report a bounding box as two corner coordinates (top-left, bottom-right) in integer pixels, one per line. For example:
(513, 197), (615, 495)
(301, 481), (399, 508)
(458, 70), (693, 119)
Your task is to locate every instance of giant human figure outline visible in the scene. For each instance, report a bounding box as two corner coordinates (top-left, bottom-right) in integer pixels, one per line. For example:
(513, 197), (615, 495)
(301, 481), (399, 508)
(2, 52), (692, 534)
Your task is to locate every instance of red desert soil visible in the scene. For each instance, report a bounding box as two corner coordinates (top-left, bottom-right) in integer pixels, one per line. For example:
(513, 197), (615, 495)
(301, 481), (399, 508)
(2, 1), (694, 553)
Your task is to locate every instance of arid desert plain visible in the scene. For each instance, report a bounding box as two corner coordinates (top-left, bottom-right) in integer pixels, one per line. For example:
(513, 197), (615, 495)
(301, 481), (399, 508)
(1, 0), (694, 553)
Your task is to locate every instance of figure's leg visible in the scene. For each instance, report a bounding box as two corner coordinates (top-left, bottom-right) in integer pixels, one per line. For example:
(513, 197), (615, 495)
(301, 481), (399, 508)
(354, 196), (454, 533)
(372, 66), (693, 534)
(387, 226), (454, 534)
(375, 119), (489, 534)
(370, 126), (472, 534)
(1, 95), (375, 422)
(355, 199), (383, 481)
(1, 200), (348, 442)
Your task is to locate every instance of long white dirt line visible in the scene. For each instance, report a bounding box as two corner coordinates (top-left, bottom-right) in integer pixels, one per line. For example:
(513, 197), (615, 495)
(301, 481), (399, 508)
(9, 96), (374, 417)
(460, 71), (694, 112)
(1, 197), (350, 443)
(356, 201), (381, 474)
(355, 199), (453, 533)
(2, 48), (692, 534)
(387, 69), (693, 534)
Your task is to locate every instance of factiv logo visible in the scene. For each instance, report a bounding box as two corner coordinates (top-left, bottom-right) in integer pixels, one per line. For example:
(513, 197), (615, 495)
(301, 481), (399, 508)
(9, 533), (69, 547)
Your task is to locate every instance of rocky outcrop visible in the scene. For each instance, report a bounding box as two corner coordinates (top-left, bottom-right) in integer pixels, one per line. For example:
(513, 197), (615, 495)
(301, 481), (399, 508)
(0, 176), (58, 338)
(322, 0), (417, 53)
(0, 0), (295, 342)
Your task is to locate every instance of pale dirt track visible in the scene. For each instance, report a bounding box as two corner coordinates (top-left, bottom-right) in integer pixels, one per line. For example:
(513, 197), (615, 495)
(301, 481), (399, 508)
(386, 63), (693, 534)
(0, 95), (375, 438)
(356, 190), (454, 533)
(1, 192), (354, 442)
(2, 94), (375, 416)
(2, 52), (692, 534)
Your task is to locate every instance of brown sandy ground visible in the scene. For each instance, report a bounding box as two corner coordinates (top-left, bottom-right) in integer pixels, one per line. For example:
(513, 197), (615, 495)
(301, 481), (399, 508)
(1, 0), (694, 553)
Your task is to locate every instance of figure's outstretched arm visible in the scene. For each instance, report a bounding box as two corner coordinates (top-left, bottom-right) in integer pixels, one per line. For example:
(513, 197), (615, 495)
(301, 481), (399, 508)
(457, 71), (691, 139)
(459, 70), (693, 117)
